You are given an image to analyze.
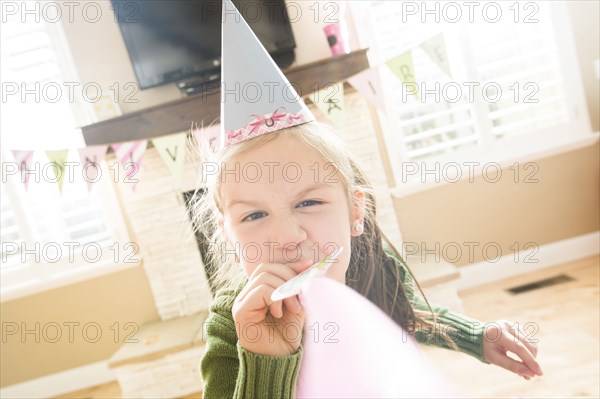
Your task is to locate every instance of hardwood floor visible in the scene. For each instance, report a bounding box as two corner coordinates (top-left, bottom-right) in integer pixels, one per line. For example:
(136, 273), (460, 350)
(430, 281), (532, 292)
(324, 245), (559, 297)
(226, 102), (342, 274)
(422, 255), (599, 398)
(57, 255), (599, 399)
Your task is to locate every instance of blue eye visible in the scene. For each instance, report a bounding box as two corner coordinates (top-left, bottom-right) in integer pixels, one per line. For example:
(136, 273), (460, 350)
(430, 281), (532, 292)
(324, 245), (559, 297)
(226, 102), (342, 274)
(242, 211), (266, 222)
(297, 200), (322, 208)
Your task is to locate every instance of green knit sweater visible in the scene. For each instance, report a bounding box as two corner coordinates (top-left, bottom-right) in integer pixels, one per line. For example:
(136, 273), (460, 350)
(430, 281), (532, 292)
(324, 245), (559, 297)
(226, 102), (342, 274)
(200, 255), (488, 398)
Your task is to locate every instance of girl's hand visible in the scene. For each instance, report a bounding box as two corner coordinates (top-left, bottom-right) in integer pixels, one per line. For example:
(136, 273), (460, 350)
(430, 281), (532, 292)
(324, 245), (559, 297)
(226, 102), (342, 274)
(482, 319), (543, 380)
(232, 262), (305, 357)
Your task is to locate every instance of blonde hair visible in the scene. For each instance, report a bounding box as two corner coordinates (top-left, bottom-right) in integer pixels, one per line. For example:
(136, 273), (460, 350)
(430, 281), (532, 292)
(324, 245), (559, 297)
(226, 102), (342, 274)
(190, 120), (456, 345)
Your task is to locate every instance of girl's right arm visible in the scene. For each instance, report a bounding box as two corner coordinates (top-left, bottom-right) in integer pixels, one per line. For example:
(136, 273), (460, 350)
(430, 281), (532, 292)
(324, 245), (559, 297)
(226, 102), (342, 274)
(200, 264), (306, 398)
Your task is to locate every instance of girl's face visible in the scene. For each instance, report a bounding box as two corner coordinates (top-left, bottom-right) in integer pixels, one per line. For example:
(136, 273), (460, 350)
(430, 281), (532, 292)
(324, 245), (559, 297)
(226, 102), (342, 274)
(220, 134), (364, 284)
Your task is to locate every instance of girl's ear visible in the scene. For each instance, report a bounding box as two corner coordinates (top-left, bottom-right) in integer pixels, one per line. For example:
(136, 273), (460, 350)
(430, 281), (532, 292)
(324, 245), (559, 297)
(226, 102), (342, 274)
(351, 190), (366, 237)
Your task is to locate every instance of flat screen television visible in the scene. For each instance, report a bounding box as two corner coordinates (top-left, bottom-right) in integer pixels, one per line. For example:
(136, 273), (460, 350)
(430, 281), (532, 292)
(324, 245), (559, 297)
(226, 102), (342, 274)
(111, 0), (297, 91)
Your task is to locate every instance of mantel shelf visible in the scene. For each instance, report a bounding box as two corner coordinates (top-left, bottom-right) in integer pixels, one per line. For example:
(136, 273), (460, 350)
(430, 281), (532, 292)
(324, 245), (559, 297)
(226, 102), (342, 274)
(82, 49), (370, 146)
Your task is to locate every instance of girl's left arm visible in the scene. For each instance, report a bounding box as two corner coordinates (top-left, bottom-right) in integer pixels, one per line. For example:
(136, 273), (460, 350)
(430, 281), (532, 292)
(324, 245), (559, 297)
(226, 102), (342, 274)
(396, 257), (543, 379)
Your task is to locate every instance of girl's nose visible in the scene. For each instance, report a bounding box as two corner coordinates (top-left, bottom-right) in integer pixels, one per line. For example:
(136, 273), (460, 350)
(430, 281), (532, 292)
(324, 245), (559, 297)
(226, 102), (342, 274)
(268, 215), (307, 249)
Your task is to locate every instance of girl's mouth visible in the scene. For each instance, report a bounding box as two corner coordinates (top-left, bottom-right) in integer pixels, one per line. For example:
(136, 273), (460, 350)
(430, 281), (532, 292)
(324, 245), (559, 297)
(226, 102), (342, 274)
(271, 246), (344, 301)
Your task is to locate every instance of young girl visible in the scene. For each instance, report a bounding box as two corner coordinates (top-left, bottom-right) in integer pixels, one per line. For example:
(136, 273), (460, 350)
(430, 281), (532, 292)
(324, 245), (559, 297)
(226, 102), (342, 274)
(195, 120), (542, 398)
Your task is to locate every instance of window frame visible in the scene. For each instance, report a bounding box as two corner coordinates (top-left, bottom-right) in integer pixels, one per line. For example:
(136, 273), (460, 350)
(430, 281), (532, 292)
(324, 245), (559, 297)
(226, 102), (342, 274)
(349, 0), (594, 194)
(0, 157), (138, 303)
(0, 9), (136, 302)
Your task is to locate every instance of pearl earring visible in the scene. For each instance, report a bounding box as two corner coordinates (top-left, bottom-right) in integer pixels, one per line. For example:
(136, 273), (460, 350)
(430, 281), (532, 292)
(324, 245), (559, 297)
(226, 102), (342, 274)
(354, 223), (363, 233)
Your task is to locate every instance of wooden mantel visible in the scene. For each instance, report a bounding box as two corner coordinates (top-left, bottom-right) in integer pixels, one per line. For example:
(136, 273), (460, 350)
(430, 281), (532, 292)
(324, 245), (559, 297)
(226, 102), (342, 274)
(81, 49), (370, 146)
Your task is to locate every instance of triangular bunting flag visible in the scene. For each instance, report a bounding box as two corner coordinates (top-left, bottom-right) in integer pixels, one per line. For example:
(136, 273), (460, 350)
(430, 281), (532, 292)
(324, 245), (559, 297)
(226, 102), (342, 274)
(348, 67), (387, 112)
(11, 150), (35, 191)
(309, 82), (346, 127)
(386, 51), (420, 101)
(78, 145), (108, 192)
(152, 132), (187, 183)
(420, 33), (451, 78)
(45, 150), (70, 192)
(111, 140), (147, 192)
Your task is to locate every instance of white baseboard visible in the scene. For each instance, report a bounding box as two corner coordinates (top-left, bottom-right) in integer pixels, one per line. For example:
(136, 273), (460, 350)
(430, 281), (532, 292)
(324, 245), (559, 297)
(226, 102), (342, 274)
(458, 231), (600, 290)
(0, 361), (115, 399)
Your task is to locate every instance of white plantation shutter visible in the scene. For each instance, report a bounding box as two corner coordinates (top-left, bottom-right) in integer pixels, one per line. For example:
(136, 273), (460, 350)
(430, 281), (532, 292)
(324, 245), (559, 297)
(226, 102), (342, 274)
(469, 5), (568, 138)
(351, 1), (589, 164)
(1, 14), (85, 148)
(361, 2), (481, 160)
(0, 6), (130, 299)
(0, 185), (28, 272)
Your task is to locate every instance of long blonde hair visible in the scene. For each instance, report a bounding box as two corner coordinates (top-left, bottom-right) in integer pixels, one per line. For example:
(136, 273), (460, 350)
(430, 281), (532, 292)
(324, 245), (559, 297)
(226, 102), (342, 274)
(191, 120), (455, 343)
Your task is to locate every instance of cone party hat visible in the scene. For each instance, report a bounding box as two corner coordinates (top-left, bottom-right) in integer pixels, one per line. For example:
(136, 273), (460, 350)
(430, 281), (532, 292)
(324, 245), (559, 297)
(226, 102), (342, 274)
(220, 0), (314, 147)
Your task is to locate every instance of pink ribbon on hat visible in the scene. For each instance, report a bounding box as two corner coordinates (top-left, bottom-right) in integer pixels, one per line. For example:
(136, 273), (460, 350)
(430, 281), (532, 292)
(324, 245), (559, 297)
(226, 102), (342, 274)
(247, 107), (288, 134)
(225, 108), (312, 146)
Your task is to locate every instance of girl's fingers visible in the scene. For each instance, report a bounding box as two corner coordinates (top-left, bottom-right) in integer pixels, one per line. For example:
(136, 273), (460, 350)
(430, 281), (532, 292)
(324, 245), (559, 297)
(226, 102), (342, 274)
(503, 334), (543, 376)
(237, 264), (298, 303)
(516, 326), (539, 358)
(488, 346), (536, 378)
(520, 331), (539, 359)
(283, 295), (302, 313)
(234, 273), (301, 320)
(505, 321), (539, 358)
(269, 299), (283, 319)
(507, 341), (542, 375)
(237, 269), (288, 304)
(501, 321), (542, 375)
(484, 320), (543, 379)
(233, 284), (277, 323)
(251, 259), (311, 282)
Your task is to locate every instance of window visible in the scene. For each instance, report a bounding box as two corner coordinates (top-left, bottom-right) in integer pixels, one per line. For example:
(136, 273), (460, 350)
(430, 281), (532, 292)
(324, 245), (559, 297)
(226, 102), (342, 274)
(349, 1), (592, 188)
(0, 4), (131, 300)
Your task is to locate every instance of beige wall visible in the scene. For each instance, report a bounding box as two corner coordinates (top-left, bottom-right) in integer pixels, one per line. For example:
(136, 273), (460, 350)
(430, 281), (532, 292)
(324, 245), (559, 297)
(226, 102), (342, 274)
(567, 1), (600, 132)
(0, 266), (159, 387)
(394, 140), (600, 266)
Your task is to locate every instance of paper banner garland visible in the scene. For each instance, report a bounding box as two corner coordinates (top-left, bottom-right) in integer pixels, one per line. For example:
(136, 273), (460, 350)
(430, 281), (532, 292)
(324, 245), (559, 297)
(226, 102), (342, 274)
(420, 33), (451, 78)
(151, 132), (187, 183)
(11, 150), (35, 190)
(111, 140), (148, 192)
(45, 149), (70, 192)
(78, 145), (108, 192)
(347, 67), (387, 113)
(309, 82), (347, 127)
(386, 50), (420, 101)
(296, 277), (457, 398)
(2, 31), (453, 194)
